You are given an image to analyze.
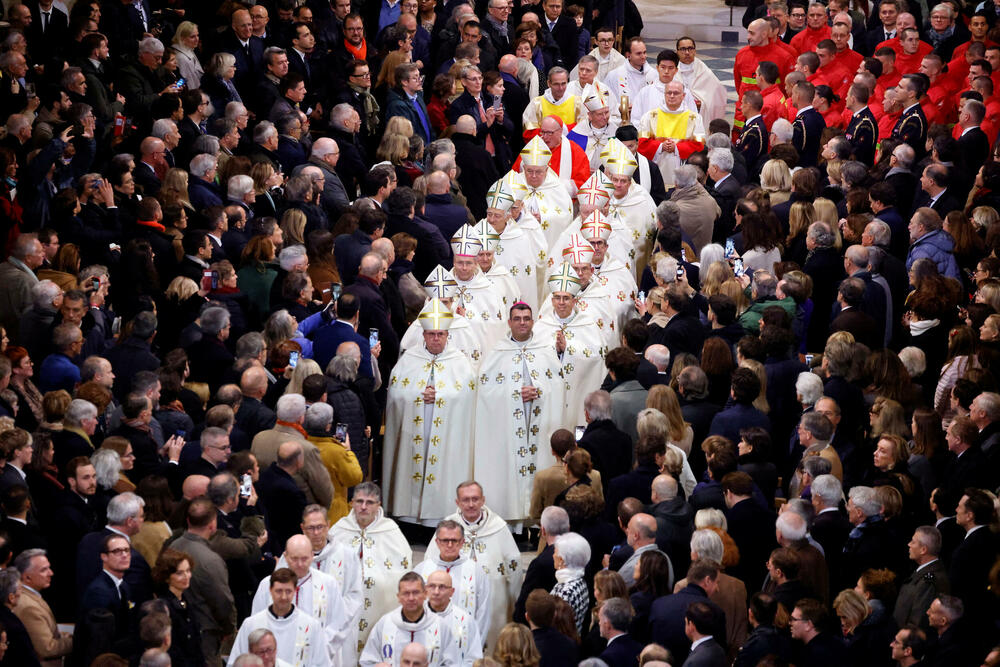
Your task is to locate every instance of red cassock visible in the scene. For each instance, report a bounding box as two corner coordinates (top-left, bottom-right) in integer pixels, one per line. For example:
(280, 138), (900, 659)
(790, 25), (832, 54)
(512, 139), (591, 188)
(637, 136), (705, 163)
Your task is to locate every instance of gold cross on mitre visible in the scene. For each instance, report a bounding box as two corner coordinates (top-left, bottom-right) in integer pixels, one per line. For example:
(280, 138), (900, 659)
(601, 137), (638, 177)
(423, 265), (458, 299)
(451, 224), (483, 258)
(548, 262), (582, 296)
(418, 298), (455, 331)
(519, 136), (552, 167)
(474, 220), (500, 252)
(486, 177), (517, 212)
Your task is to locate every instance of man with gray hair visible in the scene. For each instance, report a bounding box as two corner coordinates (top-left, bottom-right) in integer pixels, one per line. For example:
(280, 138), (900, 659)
(842, 485), (896, 589)
(578, 390), (632, 497)
(668, 165), (719, 254)
(119, 37), (180, 113)
(13, 547), (73, 666)
(189, 153), (224, 209)
(186, 307), (235, 392)
(251, 394), (334, 509)
(292, 137), (350, 215)
(598, 596), (642, 665)
(906, 207), (960, 279)
(649, 474), (693, 574)
(810, 473), (848, 566)
(0, 233), (43, 339)
(619, 513), (671, 589)
(17, 279), (62, 359)
(513, 505), (569, 623)
(707, 146), (740, 240)
(75, 492), (152, 604)
(894, 525), (949, 628)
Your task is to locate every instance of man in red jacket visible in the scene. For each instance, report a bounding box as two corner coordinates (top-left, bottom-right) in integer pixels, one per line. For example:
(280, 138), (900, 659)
(733, 19), (794, 134)
(790, 2), (831, 54)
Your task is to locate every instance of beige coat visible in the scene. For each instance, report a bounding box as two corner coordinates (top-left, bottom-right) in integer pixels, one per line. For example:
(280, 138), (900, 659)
(14, 586), (73, 667)
(251, 423), (334, 509)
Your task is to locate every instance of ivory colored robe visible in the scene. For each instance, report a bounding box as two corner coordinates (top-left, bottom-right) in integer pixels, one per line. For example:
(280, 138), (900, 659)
(415, 555), (491, 642)
(383, 345), (477, 524)
(490, 217), (549, 311)
(360, 606), (460, 667)
(533, 308), (609, 425)
(228, 607), (329, 667)
(430, 602), (484, 667)
(521, 170), (575, 250)
(607, 182), (658, 277)
(399, 314), (486, 370)
(327, 510), (413, 652)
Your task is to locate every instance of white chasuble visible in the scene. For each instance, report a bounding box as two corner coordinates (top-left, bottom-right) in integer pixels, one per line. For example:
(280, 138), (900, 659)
(547, 215), (634, 278)
(399, 315), (486, 370)
(607, 183), (658, 278)
(454, 272), (505, 346)
(484, 263), (519, 310)
(594, 259), (639, 331)
(228, 607), (329, 667)
(491, 217), (549, 311)
(383, 345), (477, 523)
(533, 309), (609, 425)
(360, 606), (459, 667)
(521, 171), (574, 250)
(429, 602), (483, 667)
(328, 510), (413, 653)
(424, 507), (523, 652)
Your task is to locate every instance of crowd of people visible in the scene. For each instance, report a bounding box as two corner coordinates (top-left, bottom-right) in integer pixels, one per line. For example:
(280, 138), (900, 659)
(0, 0), (996, 665)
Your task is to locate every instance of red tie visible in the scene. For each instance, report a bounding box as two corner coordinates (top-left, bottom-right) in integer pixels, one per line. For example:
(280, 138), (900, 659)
(478, 97), (496, 155)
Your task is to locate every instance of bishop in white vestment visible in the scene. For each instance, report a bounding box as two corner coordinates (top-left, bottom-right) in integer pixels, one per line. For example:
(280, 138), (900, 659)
(328, 486), (413, 652)
(384, 299), (477, 525)
(567, 56), (621, 124)
(415, 520), (491, 643)
(229, 570), (330, 667)
(483, 172), (548, 311)
(518, 137), (574, 250)
(360, 573), (461, 667)
(423, 483), (524, 652)
(424, 571), (484, 667)
(398, 267), (486, 369)
(533, 262), (609, 426)
(451, 225), (506, 345)
(539, 235), (618, 347)
(547, 169), (634, 273)
(580, 213), (639, 332)
(567, 84), (620, 170)
(473, 220), (519, 309)
(602, 138), (659, 277)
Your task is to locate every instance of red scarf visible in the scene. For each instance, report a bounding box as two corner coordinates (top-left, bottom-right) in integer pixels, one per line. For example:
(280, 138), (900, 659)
(344, 37), (367, 60)
(137, 219), (166, 232)
(276, 420), (308, 438)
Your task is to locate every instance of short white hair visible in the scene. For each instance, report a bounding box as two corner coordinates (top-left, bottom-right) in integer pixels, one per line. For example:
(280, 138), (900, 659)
(849, 485), (881, 517)
(65, 399), (97, 426)
(540, 506), (570, 536)
(278, 244), (308, 271)
(776, 511), (807, 541)
(811, 474), (842, 506)
(796, 372), (823, 406)
(228, 175), (254, 199)
(32, 279), (62, 309)
(138, 37), (164, 54)
(898, 347), (926, 377)
(674, 165), (698, 189)
(151, 118), (177, 139)
(694, 508), (727, 531)
(190, 153), (216, 177)
(655, 256), (678, 282)
(708, 147), (733, 173)
(275, 393), (307, 422)
(771, 118), (794, 142)
(690, 529), (724, 563)
(698, 244), (725, 268)
(554, 532), (591, 569)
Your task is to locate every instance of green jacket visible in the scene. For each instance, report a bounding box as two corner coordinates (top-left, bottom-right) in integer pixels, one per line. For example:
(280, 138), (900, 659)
(738, 295), (797, 334)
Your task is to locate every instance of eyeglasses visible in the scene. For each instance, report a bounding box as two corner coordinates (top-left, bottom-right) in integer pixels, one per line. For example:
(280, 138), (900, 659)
(105, 547), (130, 556)
(436, 537), (462, 545)
(350, 71), (371, 78)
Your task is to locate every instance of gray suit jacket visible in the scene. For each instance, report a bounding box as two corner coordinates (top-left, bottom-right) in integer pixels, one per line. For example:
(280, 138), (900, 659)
(169, 531), (236, 636)
(893, 559), (949, 629)
(682, 638), (727, 667)
(292, 156), (350, 216)
(619, 543), (672, 590)
(0, 259), (38, 341)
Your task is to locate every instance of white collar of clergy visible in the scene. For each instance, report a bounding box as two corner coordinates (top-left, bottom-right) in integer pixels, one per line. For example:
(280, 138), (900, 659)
(543, 88), (569, 105)
(269, 605), (296, 620)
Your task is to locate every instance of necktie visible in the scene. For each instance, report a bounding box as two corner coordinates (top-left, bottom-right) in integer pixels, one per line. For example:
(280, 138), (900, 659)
(42, 11), (49, 32)
(304, 57), (311, 79)
(548, 20), (555, 31)
(477, 97), (495, 155)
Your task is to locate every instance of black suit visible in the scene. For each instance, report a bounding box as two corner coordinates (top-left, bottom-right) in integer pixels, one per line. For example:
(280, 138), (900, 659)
(846, 106), (878, 165)
(501, 72), (530, 146)
(957, 126), (990, 177)
(220, 32), (266, 97)
(601, 634), (644, 667)
(133, 161), (161, 196)
(235, 396), (277, 439)
(862, 26), (896, 55)
(792, 107), (826, 168)
(682, 638), (727, 667)
(605, 462), (659, 520)
(79, 570), (132, 640)
(452, 132), (500, 221)
(514, 544), (556, 623)
(725, 498), (777, 589)
(185, 334), (235, 394)
(539, 14), (579, 70)
(28, 4), (69, 63)
(893, 105), (928, 160)
(345, 276), (400, 375)
(651, 313), (706, 367)
(257, 463), (308, 551)
(1, 516), (47, 558)
(912, 188), (961, 218)
(76, 528), (153, 604)
(830, 307), (880, 350)
(532, 626), (579, 667)
(948, 526), (997, 617)
(811, 508), (850, 569)
(736, 115), (767, 172)
(0, 605), (42, 667)
(578, 419), (632, 497)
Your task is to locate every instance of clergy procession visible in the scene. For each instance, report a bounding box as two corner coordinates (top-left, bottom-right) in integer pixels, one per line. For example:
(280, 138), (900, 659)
(3, 0), (1000, 664)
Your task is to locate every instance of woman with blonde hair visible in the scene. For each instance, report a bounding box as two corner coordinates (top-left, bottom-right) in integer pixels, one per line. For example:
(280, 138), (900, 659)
(832, 588), (890, 664)
(739, 359), (770, 414)
(384, 116), (415, 138)
(760, 159), (792, 205)
(812, 198), (842, 249)
(493, 622), (541, 667)
(635, 408), (696, 497)
(38, 243), (81, 291)
(645, 385), (693, 454)
(719, 278), (749, 314)
(250, 161), (282, 218)
(98, 436), (137, 493)
(375, 50), (410, 97)
(280, 209), (307, 247)
(971, 205), (999, 233)
(171, 21), (203, 88)
(868, 397), (909, 439)
(377, 134), (414, 186)
(159, 168), (194, 211)
(700, 261), (734, 297)
(284, 358), (322, 395)
(785, 200), (815, 265)
(585, 570), (630, 653)
(976, 279), (1000, 313)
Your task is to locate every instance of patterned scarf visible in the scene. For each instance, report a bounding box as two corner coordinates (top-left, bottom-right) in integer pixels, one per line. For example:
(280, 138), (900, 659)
(349, 83), (381, 135)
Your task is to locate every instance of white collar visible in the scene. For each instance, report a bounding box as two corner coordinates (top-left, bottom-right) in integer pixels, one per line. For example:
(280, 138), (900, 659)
(796, 105), (813, 116)
(966, 524), (985, 537)
(6, 516), (26, 525)
(852, 106), (869, 117)
(915, 558), (938, 572)
(745, 113), (761, 123)
(104, 569), (125, 589)
(690, 636), (714, 651)
(961, 125), (980, 136)
(107, 525), (132, 542)
(903, 102), (920, 113)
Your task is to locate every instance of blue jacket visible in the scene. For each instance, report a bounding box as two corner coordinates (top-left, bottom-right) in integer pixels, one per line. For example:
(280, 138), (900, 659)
(708, 402), (770, 446)
(384, 88), (435, 145)
(189, 176), (224, 211)
(38, 352), (81, 393)
(906, 228), (960, 280)
(422, 192), (470, 242)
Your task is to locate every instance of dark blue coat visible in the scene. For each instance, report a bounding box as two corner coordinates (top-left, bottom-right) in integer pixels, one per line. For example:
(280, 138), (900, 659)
(189, 176), (224, 211)
(76, 528), (153, 604)
(79, 570), (132, 639)
(311, 319), (373, 378)
(334, 229), (374, 285)
(792, 107), (826, 167)
(649, 583), (725, 663)
(384, 88), (435, 144)
(422, 192), (470, 242)
(600, 634), (643, 667)
(708, 402), (770, 447)
(257, 463), (308, 551)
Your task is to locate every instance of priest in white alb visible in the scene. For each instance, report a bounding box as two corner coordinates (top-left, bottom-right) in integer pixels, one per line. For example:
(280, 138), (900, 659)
(573, 26), (627, 80)
(604, 36), (658, 108)
(602, 138), (659, 276)
(483, 172), (548, 311)
(629, 49), (699, 129)
(567, 55), (621, 124)
(474, 303), (566, 524)
(328, 483), (413, 654)
(451, 225), (505, 344)
(677, 37), (728, 127)
(228, 568), (330, 667)
(422, 482), (523, 652)
(516, 136), (574, 249)
(415, 520), (491, 644)
(567, 85), (620, 170)
(473, 220), (519, 309)
(360, 572), (460, 667)
(277, 506), (364, 667)
(253, 536), (348, 663)
(636, 80), (706, 188)
(424, 570), (484, 667)
(533, 262), (609, 426)
(521, 66), (586, 137)
(384, 299), (478, 526)
(399, 266), (486, 367)
(540, 235), (618, 347)
(580, 213), (639, 332)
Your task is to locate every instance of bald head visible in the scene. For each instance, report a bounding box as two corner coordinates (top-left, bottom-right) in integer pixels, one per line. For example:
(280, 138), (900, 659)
(286, 534), (312, 555)
(629, 512), (658, 544)
(427, 570), (452, 587)
(241, 365), (268, 397)
(336, 341), (361, 364)
(427, 170), (451, 194)
(359, 252), (384, 277)
(651, 474), (678, 502)
(182, 475), (210, 500)
(277, 441), (304, 469)
(499, 54), (518, 74)
(455, 115), (477, 134)
(371, 237), (395, 264)
(141, 136), (165, 158)
(400, 643), (428, 667)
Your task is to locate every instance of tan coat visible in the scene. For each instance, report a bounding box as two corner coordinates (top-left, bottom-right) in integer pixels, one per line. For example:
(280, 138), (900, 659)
(251, 423), (335, 509)
(529, 462), (603, 520)
(14, 586), (73, 667)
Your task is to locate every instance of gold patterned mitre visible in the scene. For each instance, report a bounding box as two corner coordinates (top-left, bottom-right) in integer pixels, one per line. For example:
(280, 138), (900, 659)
(419, 298), (455, 331)
(451, 224), (484, 257)
(423, 265), (458, 299)
(498, 170), (529, 201)
(548, 262), (582, 296)
(519, 136), (552, 168)
(474, 220), (500, 252)
(601, 137), (638, 177)
(582, 84), (609, 112)
(562, 233), (595, 264)
(486, 177), (517, 212)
